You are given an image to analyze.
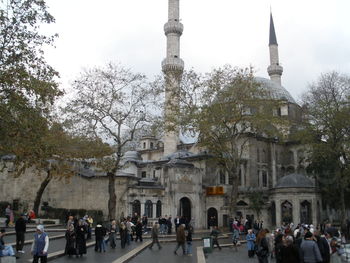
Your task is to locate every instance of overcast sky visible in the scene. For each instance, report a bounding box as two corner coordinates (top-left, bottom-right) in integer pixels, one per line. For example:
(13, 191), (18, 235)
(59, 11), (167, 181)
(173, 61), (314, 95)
(43, 0), (350, 103)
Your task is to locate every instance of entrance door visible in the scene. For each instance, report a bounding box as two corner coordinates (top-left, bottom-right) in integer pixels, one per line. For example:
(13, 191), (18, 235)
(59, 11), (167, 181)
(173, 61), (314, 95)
(179, 197), (191, 222)
(207, 207), (218, 229)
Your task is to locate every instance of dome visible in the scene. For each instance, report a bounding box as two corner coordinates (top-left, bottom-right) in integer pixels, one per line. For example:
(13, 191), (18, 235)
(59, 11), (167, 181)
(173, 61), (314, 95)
(275, 173), (315, 189)
(122, 151), (142, 161)
(255, 77), (296, 104)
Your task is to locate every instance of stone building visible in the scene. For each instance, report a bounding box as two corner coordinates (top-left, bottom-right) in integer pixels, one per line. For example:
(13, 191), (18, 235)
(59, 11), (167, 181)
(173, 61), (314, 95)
(0, 0), (322, 229)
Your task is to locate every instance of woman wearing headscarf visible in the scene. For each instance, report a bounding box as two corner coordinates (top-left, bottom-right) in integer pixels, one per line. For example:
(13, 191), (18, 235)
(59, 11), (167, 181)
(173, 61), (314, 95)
(246, 229), (256, 258)
(31, 225), (49, 263)
(64, 224), (76, 257)
(75, 219), (87, 257)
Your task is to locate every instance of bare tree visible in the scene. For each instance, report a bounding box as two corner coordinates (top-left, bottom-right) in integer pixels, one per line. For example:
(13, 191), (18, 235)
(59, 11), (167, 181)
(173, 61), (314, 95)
(64, 63), (161, 220)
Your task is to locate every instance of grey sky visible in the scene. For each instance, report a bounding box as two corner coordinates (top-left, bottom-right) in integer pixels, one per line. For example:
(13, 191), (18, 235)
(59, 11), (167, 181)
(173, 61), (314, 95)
(44, 0), (350, 103)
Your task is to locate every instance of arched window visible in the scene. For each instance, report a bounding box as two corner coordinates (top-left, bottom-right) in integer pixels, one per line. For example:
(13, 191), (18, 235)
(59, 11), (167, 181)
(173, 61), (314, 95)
(156, 200), (162, 218)
(132, 200), (141, 216)
(145, 200), (153, 218)
(219, 170), (225, 184)
(262, 149), (267, 163)
(257, 149), (260, 162)
(262, 171), (268, 187)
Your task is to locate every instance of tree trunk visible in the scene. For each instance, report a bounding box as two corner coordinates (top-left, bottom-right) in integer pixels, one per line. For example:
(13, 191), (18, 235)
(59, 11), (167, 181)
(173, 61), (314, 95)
(108, 172), (117, 220)
(339, 184), (347, 229)
(229, 168), (239, 218)
(33, 170), (52, 216)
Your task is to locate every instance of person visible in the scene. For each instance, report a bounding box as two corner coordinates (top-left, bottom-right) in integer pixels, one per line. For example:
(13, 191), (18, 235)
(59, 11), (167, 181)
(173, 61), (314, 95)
(329, 237), (343, 263)
(119, 222), (127, 249)
(87, 215), (93, 239)
(210, 225), (222, 250)
(208, 216), (215, 231)
(174, 216), (180, 232)
(66, 215), (74, 230)
(314, 230), (330, 263)
(256, 229), (269, 263)
(5, 205), (11, 228)
(274, 231), (284, 263)
(186, 225), (193, 256)
(109, 220), (118, 248)
(64, 224), (76, 257)
(300, 231), (323, 263)
(135, 220), (143, 242)
(0, 228), (15, 257)
(28, 210), (36, 223)
(94, 223), (106, 253)
(126, 217), (133, 245)
(31, 225), (49, 263)
(149, 222), (161, 250)
(281, 235), (300, 263)
(232, 219), (240, 245)
(142, 215), (148, 234)
(167, 216), (172, 234)
(75, 219), (87, 257)
(174, 224), (186, 255)
(15, 213), (27, 253)
(246, 229), (256, 258)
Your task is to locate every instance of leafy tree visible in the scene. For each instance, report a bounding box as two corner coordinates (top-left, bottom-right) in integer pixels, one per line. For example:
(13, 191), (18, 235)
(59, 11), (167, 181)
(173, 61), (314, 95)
(64, 63), (161, 220)
(247, 190), (265, 220)
(0, 0), (62, 160)
(173, 65), (282, 217)
(300, 71), (350, 227)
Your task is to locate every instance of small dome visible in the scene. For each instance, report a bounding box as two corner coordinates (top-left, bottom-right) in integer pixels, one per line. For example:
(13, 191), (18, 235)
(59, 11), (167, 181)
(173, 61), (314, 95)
(122, 151), (142, 161)
(255, 77), (296, 104)
(275, 173), (314, 189)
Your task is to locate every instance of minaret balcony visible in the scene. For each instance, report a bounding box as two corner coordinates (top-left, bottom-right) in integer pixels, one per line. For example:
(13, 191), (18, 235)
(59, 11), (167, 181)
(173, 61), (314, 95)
(162, 57), (184, 73)
(164, 21), (183, 35)
(267, 64), (283, 76)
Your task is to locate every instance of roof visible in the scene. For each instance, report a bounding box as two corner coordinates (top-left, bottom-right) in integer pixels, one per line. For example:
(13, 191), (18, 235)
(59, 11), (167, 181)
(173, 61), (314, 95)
(269, 13), (278, 45)
(255, 77), (296, 104)
(275, 173), (315, 189)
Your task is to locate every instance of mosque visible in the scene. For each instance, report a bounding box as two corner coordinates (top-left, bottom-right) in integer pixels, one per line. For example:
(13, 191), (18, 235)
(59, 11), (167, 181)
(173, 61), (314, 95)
(0, 0), (321, 228)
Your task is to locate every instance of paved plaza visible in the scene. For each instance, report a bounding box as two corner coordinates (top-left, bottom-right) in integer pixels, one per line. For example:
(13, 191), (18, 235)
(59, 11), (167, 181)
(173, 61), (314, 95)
(2, 226), (270, 263)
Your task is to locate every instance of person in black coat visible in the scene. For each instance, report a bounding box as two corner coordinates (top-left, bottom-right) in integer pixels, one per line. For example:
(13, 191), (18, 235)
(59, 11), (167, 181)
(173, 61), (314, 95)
(314, 230), (330, 263)
(281, 235), (300, 263)
(135, 220), (143, 242)
(75, 220), (87, 257)
(95, 223), (106, 252)
(65, 224), (76, 257)
(15, 214), (26, 253)
(167, 216), (172, 234)
(256, 229), (269, 263)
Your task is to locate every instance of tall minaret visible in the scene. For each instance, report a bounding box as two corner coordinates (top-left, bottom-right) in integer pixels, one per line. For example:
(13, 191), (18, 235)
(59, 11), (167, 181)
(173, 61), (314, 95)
(162, 0), (184, 156)
(267, 13), (283, 86)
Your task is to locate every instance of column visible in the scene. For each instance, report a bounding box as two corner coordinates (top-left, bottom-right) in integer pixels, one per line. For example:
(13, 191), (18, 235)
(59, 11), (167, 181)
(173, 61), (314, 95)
(276, 199), (281, 226)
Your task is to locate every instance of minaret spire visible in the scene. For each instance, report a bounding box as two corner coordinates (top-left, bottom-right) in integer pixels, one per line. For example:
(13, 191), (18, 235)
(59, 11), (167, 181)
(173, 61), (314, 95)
(162, 0), (184, 156)
(267, 12), (283, 86)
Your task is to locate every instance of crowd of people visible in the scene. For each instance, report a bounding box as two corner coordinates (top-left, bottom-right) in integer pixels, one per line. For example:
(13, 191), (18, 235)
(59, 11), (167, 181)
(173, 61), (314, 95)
(239, 220), (348, 263)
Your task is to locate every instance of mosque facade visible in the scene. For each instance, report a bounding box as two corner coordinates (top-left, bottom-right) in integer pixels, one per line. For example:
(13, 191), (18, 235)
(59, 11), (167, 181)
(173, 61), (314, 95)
(0, 0), (322, 229)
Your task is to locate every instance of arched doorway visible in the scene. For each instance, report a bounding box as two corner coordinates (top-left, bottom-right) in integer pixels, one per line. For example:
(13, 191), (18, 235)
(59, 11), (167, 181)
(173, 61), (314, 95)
(281, 201), (293, 224)
(132, 200), (141, 216)
(179, 197), (191, 222)
(207, 207), (218, 229)
(300, 200), (312, 224)
(270, 201), (276, 226)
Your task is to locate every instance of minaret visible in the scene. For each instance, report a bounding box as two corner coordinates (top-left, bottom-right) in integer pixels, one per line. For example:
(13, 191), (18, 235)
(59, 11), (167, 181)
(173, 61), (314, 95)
(267, 13), (283, 86)
(162, 0), (184, 156)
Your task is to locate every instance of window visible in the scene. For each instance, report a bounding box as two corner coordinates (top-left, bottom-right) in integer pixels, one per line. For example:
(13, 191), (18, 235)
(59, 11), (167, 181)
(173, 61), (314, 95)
(141, 171), (146, 178)
(132, 200), (141, 216)
(150, 142), (154, 149)
(219, 170), (225, 184)
(153, 170), (156, 178)
(262, 171), (268, 187)
(156, 200), (162, 218)
(143, 142), (146, 149)
(145, 200), (153, 218)
(257, 149), (260, 162)
(238, 169), (242, 186)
